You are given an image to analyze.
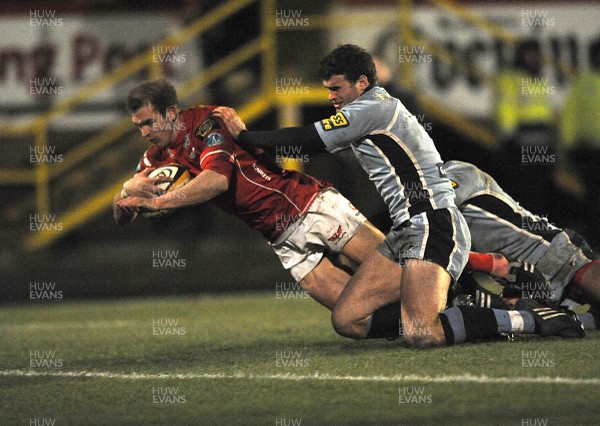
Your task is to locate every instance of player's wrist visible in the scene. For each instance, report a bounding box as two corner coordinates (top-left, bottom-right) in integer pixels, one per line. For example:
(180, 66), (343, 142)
(152, 194), (165, 210)
(490, 253), (510, 278)
(467, 252), (494, 274)
(152, 192), (178, 211)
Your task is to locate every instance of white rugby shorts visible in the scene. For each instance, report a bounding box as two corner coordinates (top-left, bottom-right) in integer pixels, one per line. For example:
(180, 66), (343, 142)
(271, 188), (366, 282)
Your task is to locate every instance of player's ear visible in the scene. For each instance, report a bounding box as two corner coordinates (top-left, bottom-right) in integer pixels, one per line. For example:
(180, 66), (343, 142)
(356, 75), (369, 91)
(166, 106), (178, 122)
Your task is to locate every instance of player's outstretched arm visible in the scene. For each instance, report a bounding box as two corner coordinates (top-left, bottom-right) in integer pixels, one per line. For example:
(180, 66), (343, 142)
(214, 106), (326, 153)
(117, 169), (229, 213)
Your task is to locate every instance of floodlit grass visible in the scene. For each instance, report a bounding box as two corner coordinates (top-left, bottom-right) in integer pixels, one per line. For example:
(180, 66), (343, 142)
(1, 293), (599, 425)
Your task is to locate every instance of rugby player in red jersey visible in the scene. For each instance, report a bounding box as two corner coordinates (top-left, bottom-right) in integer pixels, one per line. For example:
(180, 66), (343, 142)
(114, 79), (385, 311)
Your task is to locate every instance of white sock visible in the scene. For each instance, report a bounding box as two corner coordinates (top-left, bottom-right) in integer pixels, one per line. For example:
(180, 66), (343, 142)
(493, 309), (535, 333)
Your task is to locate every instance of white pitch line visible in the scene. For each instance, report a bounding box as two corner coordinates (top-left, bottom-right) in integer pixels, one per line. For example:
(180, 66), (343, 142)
(1, 370), (599, 385)
(0, 320), (139, 332)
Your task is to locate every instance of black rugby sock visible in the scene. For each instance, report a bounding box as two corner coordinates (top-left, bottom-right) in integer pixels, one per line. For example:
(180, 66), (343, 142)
(440, 306), (500, 344)
(366, 302), (401, 339)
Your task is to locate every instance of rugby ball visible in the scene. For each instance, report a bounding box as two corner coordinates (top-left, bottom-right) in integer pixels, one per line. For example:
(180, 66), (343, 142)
(141, 164), (191, 219)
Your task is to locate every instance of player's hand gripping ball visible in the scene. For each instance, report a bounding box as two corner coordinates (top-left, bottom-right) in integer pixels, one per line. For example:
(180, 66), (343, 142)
(141, 165), (191, 219)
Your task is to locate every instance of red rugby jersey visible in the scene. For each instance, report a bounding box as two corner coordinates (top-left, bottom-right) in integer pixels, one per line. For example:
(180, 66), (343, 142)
(136, 106), (330, 241)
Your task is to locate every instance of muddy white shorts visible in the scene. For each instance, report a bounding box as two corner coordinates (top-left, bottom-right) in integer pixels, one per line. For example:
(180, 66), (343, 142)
(271, 188), (367, 282)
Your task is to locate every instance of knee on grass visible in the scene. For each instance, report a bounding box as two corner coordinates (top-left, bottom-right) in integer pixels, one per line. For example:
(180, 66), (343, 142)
(331, 310), (365, 340)
(401, 319), (447, 348)
(402, 333), (445, 348)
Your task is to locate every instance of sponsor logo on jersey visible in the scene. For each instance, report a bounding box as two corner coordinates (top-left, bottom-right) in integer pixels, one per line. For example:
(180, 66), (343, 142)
(196, 118), (219, 139)
(327, 225), (347, 243)
(373, 91), (393, 101)
(437, 163), (447, 178)
(320, 112), (349, 131)
(252, 163), (271, 181)
(450, 179), (458, 189)
(206, 132), (225, 147)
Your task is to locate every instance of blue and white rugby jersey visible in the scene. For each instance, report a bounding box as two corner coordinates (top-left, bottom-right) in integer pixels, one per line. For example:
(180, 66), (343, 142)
(315, 86), (456, 227)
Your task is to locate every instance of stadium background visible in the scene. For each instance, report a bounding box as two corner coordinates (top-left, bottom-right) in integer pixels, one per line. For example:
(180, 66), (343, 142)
(1, 0), (599, 303)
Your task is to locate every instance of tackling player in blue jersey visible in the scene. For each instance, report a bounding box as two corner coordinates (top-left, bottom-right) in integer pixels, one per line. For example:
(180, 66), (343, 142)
(215, 44), (584, 346)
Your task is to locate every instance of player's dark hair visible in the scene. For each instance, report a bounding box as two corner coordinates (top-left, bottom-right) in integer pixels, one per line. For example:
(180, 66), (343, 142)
(126, 79), (179, 116)
(318, 44), (378, 84)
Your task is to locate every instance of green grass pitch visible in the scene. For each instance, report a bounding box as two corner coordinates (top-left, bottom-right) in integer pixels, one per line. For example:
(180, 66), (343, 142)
(2, 293), (600, 425)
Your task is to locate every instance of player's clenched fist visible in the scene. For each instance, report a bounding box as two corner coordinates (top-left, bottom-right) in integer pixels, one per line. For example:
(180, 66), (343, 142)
(213, 107), (247, 139)
(122, 167), (172, 198)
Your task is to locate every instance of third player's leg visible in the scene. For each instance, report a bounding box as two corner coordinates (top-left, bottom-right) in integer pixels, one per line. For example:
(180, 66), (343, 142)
(575, 261), (600, 305)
